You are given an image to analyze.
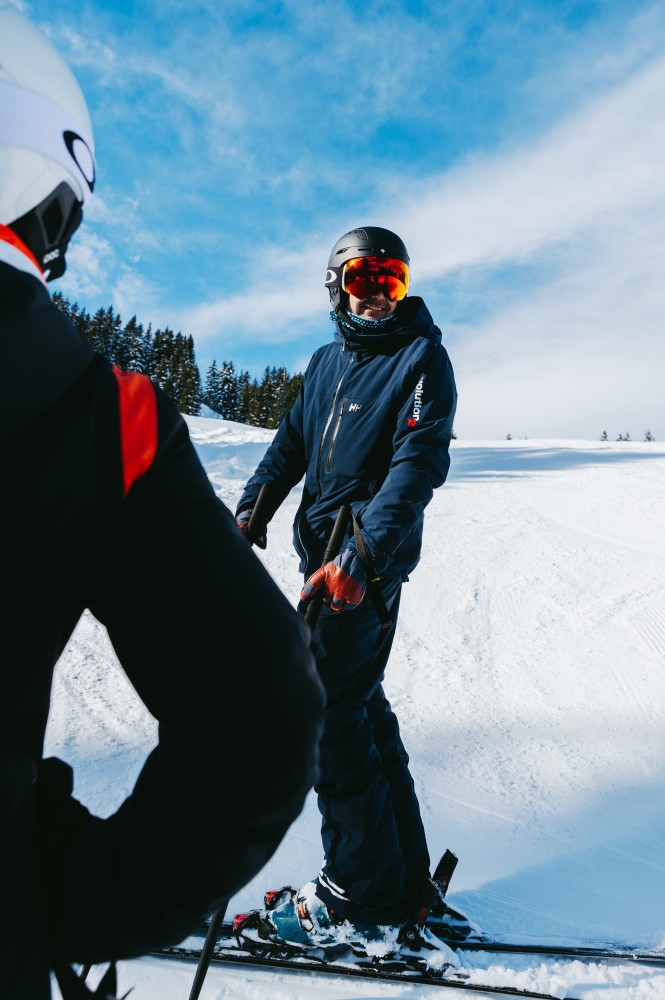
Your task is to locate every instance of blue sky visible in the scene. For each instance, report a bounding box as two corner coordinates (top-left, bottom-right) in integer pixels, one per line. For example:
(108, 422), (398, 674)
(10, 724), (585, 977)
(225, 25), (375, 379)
(22, 0), (665, 438)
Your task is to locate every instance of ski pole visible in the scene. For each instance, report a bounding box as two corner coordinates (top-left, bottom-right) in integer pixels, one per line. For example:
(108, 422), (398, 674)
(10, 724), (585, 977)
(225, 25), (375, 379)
(245, 482), (273, 547)
(350, 513), (393, 631)
(304, 504), (352, 633)
(184, 481), (273, 1000)
(186, 900), (229, 1000)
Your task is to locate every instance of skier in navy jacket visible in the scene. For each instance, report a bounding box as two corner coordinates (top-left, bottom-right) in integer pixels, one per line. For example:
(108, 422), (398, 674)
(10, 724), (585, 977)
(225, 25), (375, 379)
(235, 227), (458, 959)
(0, 8), (323, 999)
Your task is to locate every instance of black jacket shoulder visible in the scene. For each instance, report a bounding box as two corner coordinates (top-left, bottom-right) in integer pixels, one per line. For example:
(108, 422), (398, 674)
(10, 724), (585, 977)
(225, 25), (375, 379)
(0, 262), (95, 442)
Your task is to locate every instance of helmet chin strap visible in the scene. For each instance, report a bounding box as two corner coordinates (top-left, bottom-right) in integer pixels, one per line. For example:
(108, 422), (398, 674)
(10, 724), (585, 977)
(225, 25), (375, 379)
(328, 286), (347, 320)
(10, 182), (82, 281)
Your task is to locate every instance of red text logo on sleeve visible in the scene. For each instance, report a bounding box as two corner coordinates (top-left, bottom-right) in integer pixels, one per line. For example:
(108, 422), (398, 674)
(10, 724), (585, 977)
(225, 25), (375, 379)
(407, 375), (424, 427)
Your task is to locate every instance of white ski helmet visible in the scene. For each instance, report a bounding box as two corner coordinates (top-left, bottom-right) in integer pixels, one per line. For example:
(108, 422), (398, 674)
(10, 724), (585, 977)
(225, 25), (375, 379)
(0, 2), (95, 279)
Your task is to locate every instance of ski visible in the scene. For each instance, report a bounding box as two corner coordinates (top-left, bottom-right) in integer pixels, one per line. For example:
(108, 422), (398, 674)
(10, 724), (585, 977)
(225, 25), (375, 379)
(163, 841), (661, 1000)
(154, 940), (580, 999)
(445, 938), (665, 963)
(180, 916), (665, 966)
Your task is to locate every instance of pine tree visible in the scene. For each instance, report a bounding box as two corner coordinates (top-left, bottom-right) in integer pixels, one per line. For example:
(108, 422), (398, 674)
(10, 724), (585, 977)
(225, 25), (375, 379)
(170, 332), (186, 405)
(122, 316), (151, 373)
(50, 292), (304, 425)
(52, 291), (78, 325)
(236, 370), (252, 425)
(218, 361), (239, 420)
(87, 307), (110, 355)
(251, 366), (276, 427)
(287, 373), (303, 411)
(105, 306), (123, 362)
(266, 367), (296, 428)
(178, 335), (201, 415)
(266, 367), (285, 429)
(203, 361), (221, 412)
(139, 323), (153, 374)
(150, 328), (174, 392)
(244, 371), (263, 427)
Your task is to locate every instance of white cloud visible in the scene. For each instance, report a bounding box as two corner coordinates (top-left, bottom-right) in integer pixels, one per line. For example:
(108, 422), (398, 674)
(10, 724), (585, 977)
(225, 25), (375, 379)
(59, 222), (166, 329)
(401, 53), (665, 279)
(397, 53), (665, 438)
(186, 50), (665, 325)
(451, 205), (665, 438)
(180, 49), (665, 437)
(179, 241), (329, 343)
(59, 229), (116, 304)
(38, 1), (664, 438)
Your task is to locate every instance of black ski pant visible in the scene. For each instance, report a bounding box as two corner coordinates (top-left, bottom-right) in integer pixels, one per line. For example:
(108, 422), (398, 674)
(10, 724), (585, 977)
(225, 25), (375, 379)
(304, 580), (430, 925)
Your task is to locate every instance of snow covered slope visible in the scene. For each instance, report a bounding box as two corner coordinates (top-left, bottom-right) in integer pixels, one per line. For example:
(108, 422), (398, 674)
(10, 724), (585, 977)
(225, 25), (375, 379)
(45, 421), (665, 998)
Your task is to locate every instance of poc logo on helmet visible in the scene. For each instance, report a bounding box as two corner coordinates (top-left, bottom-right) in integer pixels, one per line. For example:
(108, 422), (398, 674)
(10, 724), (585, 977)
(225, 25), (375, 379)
(407, 376), (424, 427)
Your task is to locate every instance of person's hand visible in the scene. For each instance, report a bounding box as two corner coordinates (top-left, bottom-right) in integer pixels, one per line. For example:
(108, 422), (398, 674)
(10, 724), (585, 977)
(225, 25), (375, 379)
(236, 508), (267, 548)
(301, 549), (365, 611)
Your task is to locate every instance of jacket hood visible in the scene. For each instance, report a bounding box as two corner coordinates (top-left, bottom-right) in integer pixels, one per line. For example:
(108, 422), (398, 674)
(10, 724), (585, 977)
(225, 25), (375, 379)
(332, 296), (442, 352)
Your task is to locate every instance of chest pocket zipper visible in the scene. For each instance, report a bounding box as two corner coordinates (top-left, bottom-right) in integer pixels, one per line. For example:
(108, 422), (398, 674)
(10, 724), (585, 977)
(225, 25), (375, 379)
(326, 397), (347, 474)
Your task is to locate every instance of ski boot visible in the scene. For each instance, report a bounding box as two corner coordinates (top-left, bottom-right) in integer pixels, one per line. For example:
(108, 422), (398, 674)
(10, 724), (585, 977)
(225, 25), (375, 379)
(235, 881), (356, 955)
(235, 880), (459, 972)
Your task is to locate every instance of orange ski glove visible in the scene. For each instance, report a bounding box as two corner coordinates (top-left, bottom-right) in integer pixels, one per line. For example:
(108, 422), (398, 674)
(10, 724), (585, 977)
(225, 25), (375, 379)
(301, 550), (366, 612)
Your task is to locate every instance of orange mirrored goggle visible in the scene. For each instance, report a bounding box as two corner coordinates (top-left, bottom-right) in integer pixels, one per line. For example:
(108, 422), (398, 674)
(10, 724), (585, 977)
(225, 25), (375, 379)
(325, 256), (410, 302)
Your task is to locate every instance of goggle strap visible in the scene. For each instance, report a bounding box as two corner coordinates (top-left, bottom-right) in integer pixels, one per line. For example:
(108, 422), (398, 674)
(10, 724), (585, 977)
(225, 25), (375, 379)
(0, 81), (95, 203)
(325, 265), (344, 288)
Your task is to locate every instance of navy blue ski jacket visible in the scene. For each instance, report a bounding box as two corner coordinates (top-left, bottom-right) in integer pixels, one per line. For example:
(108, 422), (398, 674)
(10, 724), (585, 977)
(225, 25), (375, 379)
(238, 297), (457, 581)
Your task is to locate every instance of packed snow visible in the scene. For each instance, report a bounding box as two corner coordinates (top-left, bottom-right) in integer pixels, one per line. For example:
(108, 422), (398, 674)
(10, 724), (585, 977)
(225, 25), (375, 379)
(47, 417), (665, 999)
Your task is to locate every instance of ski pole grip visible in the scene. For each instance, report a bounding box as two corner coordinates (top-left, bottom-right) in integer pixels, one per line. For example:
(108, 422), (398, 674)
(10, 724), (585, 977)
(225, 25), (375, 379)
(304, 504), (352, 632)
(246, 483), (273, 547)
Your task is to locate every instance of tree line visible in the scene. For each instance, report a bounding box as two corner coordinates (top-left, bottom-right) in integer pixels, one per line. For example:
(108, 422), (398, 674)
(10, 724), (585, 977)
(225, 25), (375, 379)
(600, 430), (656, 441)
(52, 293), (302, 427)
(202, 361), (302, 429)
(505, 431), (656, 442)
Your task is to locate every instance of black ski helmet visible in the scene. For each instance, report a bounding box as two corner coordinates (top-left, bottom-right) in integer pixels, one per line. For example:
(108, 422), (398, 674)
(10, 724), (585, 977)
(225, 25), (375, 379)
(325, 226), (410, 315)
